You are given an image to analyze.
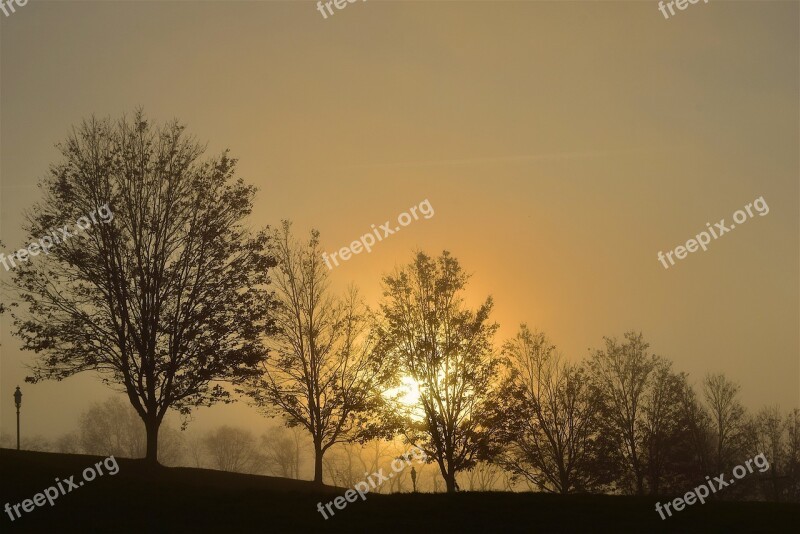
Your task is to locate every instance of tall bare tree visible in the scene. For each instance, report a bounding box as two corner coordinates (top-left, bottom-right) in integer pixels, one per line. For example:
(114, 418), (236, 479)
(496, 326), (600, 493)
(703, 373), (746, 472)
(588, 331), (659, 495)
(242, 222), (392, 485)
(751, 406), (787, 501)
(11, 111), (275, 465)
(640, 360), (696, 494)
(377, 251), (501, 493)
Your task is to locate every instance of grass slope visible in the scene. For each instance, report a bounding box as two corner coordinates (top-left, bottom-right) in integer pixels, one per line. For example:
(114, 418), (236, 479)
(1, 449), (797, 533)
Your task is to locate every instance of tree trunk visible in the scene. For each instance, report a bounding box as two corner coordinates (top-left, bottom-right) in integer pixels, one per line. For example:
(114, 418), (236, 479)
(444, 471), (457, 493)
(144, 416), (160, 466)
(313, 443), (324, 485)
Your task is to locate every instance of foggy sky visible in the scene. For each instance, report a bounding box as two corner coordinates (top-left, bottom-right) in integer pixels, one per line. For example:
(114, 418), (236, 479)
(1, 0), (797, 440)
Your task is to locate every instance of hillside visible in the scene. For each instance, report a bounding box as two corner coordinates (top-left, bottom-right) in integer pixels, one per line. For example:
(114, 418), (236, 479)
(1, 449), (797, 533)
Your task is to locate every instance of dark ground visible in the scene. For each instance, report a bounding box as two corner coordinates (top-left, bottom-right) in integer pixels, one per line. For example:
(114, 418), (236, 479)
(1, 449), (797, 533)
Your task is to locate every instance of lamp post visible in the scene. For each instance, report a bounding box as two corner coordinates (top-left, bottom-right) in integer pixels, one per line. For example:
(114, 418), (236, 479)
(13, 386), (22, 450)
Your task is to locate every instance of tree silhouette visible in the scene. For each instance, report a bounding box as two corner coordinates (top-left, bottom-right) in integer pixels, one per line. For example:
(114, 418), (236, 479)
(260, 425), (309, 479)
(11, 111), (275, 465)
(588, 331), (659, 495)
(703, 373), (747, 472)
(640, 360), (696, 494)
(242, 222), (392, 485)
(78, 397), (185, 465)
(377, 251), (501, 493)
(203, 426), (263, 473)
(495, 326), (601, 493)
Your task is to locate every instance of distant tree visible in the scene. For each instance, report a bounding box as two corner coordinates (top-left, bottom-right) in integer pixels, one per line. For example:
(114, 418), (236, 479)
(323, 442), (369, 489)
(79, 397), (144, 458)
(260, 425), (309, 479)
(588, 331), (659, 495)
(0, 433), (52, 452)
(678, 380), (714, 475)
(186, 434), (209, 468)
(640, 360), (696, 494)
(203, 426), (263, 473)
(460, 462), (505, 491)
(703, 373), (747, 472)
(376, 251), (501, 493)
(751, 406), (787, 501)
(11, 111), (275, 465)
(785, 409), (800, 502)
(242, 223), (392, 485)
(495, 326), (601, 493)
(78, 397), (186, 465)
(54, 432), (82, 454)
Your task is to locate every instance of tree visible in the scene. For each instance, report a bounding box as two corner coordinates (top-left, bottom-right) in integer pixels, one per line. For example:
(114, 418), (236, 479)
(678, 380), (714, 476)
(242, 222), (392, 485)
(377, 251), (501, 493)
(751, 406), (787, 501)
(0, 433), (52, 452)
(495, 326), (601, 493)
(203, 426), (263, 473)
(260, 425), (309, 478)
(54, 432), (82, 454)
(785, 409), (800, 502)
(460, 462), (505, 491)
(703, 373), (746, 472)
(78, 397), (186, 465)
(588, 331), (659, 495)
(640, 360), (696, 494)
(79, 397), (144, 458)
(11, 111), (275, 465)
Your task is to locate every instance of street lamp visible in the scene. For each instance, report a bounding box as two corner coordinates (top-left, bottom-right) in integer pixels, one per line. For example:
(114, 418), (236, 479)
(13, 386), (22, 450)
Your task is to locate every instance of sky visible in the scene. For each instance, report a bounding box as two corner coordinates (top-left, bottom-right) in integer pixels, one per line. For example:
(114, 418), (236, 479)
(1, 0), (798, 441)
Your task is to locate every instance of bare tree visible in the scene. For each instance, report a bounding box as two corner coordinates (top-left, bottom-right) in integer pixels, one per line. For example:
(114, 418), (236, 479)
(460, 462), (505, 491)
(242, 223), (392, 485)
(260, 425), (309, 478)
(78, 397), (186, 465)
(203, 426), (263, 473)
(678, 380), (714, 475)
(323, 442), (369, 488)
(12, 112), (275, 465)
(79, 397), (144, 458)
(54, 432), (82, 454)
(785, 409), (800, 501)
(496, 326), (600, 493)
(588, 331), (659, 495)
(703, 373), (746, 472)
(0, 433), (52, 452)
(377, 251), (501, 493)
(641, 360), (696, 494)
(752, 406), (787, 500)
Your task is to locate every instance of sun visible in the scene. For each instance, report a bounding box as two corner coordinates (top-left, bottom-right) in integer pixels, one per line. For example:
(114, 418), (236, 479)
(384, 375), (425, 421)
(396, 375), (421, 408)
